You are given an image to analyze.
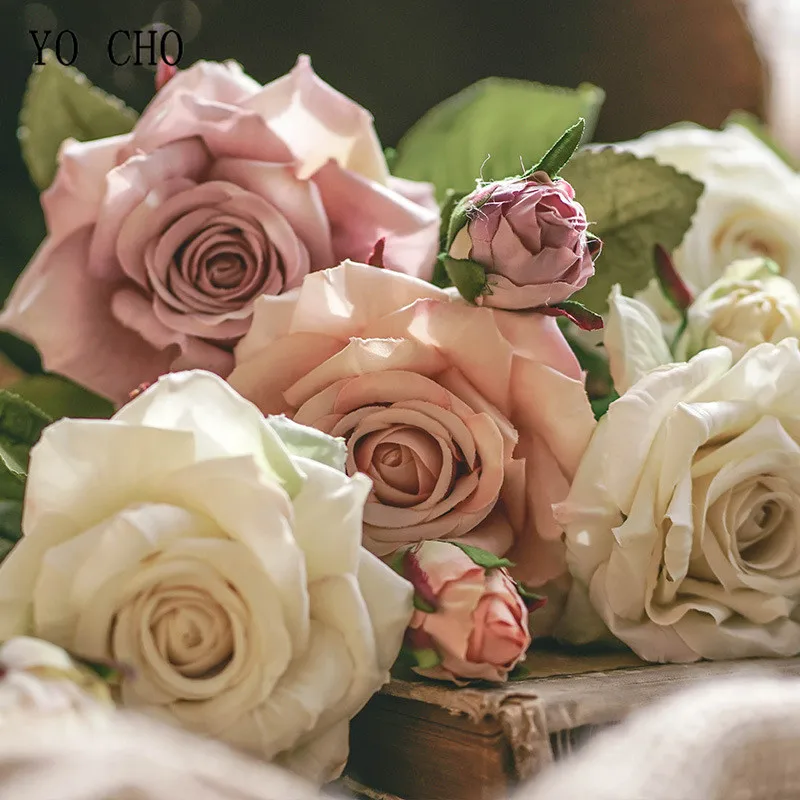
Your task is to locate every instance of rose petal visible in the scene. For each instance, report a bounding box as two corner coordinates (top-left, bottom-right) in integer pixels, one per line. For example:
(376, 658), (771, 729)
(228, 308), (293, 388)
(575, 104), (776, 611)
(0, 229), (175, 402)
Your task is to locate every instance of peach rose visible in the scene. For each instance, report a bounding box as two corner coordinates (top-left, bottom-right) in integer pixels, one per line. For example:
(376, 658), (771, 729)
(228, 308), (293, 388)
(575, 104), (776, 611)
(228, 261), (596, 586)
(395, 541), (533, 683)
(0, 57), (438, 404)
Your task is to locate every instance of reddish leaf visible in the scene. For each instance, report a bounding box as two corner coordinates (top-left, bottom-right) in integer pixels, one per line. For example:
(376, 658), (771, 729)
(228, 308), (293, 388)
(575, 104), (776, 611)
(155, 61), (178, 92)
(403, 547), (440, 612)
(654, 243), (693, 311)
(539, 300), (604, 331)
(367, 237), (387, 268)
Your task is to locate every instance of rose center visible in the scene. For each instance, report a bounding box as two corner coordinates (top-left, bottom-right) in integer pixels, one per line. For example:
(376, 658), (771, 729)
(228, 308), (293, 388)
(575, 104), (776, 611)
(206, 253), (246, 288)
(149, 588), (234, 679)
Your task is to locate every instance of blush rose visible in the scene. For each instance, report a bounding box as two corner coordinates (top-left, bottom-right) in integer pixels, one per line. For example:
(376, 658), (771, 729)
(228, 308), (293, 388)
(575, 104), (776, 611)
(0, 57), (439, 403)
(228, 260), (596, 587)
(396, 540), (532, 684)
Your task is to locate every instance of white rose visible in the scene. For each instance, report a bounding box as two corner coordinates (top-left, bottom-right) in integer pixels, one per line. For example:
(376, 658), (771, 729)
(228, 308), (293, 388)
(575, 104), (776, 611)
(0, 637), (113, 725)
(0, 371), (413, 783)
(555, 339), (800, 662)
(620, 123), (800, 293)
(674, 257), (800, 360)
(604, 284), (672, 394)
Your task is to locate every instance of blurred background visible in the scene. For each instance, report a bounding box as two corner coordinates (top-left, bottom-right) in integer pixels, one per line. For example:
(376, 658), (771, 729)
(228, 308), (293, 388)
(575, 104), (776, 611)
(0, 0), (786, 340)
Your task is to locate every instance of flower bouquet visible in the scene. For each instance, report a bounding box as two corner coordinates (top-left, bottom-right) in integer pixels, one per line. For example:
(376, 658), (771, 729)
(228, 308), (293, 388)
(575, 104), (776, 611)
(0, 44), (797, 790)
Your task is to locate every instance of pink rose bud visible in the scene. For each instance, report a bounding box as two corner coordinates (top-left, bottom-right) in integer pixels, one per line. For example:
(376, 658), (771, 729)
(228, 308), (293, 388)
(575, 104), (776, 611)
(394, 541), (535, 684)
(449, 173), (601, 310)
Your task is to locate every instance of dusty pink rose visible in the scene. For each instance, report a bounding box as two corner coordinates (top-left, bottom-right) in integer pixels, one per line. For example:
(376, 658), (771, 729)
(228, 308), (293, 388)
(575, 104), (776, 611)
(449, 174), (599, 310)
(397, 541), (532, 683)
(228, 260), (596, 586)
(1, 57), (439, 403)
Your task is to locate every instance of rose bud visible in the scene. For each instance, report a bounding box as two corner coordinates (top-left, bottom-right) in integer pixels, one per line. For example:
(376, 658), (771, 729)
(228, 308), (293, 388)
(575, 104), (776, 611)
(674, 257), (800, 361)
(448, 172), (600, 310)
(392, 541), (539, 684)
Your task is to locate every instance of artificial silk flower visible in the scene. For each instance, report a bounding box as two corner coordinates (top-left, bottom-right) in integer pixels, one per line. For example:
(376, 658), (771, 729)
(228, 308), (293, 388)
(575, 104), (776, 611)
(394, 540), (534, 684)
(0, 370), (412, 784)
(448, 172), (600, 310)
(556, 339), (800, 662)
(0, 57), (439, 404)
(674, 257), (800, 360)
(229, 260), (596, 590)
(0, 637), (114, 726)
(604, 284), (673, 395)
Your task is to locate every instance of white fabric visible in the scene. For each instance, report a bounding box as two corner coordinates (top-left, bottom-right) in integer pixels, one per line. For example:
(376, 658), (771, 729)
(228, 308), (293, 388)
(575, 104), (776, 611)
(523, 675), (800, 800)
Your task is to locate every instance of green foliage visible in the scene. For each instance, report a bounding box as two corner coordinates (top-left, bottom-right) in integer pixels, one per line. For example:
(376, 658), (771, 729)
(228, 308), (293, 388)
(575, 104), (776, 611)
(7, 374), (114, 420)
(393, 78), (604, 202)
(19, 50), (137, 191)
(561, 148), (704, 312)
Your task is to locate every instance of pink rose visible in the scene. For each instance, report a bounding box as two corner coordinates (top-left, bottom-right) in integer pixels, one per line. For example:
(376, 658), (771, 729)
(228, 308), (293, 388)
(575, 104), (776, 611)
(396, 541), (533, 683)
(449, 173), (599, 310)
(228, 260), (596, 586)
(1, 57), (439, 403)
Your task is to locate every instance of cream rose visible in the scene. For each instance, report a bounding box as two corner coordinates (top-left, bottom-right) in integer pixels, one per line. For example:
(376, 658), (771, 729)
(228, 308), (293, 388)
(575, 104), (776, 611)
(620, 123), (800, 293)
(0, 371), (412, 783)
(674, 257), (800, 360)
(229, 261), (596, 587)
(556, 339), (800, 662)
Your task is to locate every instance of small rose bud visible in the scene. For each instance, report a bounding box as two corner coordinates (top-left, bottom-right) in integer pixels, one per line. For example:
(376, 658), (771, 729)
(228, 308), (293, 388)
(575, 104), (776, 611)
(393, 541), (532, 684)
(449, 175), (600, 310)
(674, 257), (800, 361)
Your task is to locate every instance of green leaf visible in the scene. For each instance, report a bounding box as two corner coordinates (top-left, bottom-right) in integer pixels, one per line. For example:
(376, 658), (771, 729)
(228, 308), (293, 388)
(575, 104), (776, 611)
(6, 375), (113, 420)
(725, 110), (799, 170)
(508, 663), (532, 681)
(560, 320), (614, 399)
(528, 118), (586, 178)
(0, 391), (52, 502)
(448, 541), (513, 571)
(384, 146), (398, 172)
(591, 391), (619, 420)
(409, 647), (441, 670)
(441, 256), (487, 304)
(394, 78), (605, 202)
(19, 50), (138, 191)
(413, 595), (437, 614)
(0, 539), (16, 564)
(266, 414), (347, 472)
(562, 148), (704, 312)
(0, 501), (23, 543)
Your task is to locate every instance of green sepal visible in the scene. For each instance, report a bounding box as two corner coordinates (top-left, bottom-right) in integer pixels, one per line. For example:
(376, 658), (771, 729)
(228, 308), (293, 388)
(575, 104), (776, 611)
(439, 188), (467, 250)
(445, 190), (493, 251)
(448, 541), (514, 570)
(539, 299), (604, 331)
(524, 118), (586, 179)
(440, 255), (488, 304)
